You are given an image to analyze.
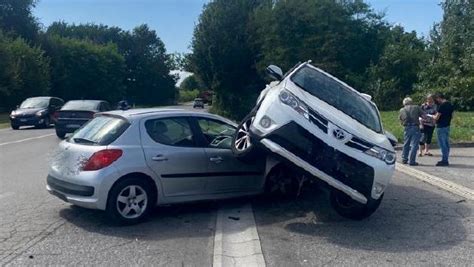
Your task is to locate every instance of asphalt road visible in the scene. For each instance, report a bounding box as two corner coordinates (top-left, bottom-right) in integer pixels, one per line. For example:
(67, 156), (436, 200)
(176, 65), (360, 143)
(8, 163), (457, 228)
(0, 105), (473, 266)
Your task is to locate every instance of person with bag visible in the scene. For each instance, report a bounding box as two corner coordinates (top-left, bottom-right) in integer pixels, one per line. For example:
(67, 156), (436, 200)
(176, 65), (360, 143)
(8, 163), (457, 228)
(419, 94), (437, 157)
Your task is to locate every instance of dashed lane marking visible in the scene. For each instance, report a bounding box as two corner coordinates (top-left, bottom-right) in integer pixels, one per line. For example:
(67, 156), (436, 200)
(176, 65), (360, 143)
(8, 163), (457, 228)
(396, 164), (474, 201)
(0, 134), (54, 146)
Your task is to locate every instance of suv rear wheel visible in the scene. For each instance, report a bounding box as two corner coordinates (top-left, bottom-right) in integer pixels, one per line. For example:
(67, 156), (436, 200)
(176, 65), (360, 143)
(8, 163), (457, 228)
(106, 177), (155, 225)
(330, 189), (383, 220)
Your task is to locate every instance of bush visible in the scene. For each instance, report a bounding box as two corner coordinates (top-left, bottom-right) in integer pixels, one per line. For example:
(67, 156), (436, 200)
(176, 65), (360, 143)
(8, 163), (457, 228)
(0, 31), (50, 110)
(178, 89), (199, 103)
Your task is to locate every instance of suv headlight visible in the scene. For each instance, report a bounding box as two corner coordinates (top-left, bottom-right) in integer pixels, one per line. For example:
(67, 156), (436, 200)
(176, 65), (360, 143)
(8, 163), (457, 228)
(279, 89), (309, 120)
(36, 110), (46, 117)
(365, 146), (396, 165)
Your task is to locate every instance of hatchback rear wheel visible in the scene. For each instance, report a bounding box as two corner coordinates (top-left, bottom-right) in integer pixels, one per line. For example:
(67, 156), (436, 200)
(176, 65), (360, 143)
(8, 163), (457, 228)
(106, 177), (155, 225)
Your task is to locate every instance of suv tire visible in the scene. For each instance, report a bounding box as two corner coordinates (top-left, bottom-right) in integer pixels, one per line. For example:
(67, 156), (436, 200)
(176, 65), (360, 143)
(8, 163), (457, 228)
(11, 124), (19, 130)
(231, 112), (259, 161)
(55, 129), (66, 139)
(330, 189), (383, 220)
(106, 177), (156, 225)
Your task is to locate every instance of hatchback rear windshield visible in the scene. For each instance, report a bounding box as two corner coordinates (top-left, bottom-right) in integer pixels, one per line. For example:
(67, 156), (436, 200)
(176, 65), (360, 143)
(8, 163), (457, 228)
(291, 66), (382, 133)
(62, 101), (100, 111)
(68, 115), (130, 146)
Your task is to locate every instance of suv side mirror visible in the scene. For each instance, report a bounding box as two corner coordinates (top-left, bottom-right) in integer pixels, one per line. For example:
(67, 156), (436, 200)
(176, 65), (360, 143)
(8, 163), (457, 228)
(266, 65), (283, 81)
(384, 130), (398, 148)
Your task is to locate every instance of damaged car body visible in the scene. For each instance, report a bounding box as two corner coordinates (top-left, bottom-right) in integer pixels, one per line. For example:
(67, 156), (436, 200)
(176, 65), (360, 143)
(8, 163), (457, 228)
(232, 61), (397, 220)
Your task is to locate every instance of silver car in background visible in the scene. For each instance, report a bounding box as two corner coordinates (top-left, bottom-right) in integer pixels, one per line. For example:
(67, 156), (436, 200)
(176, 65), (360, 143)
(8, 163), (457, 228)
(47, 109), (266, 224)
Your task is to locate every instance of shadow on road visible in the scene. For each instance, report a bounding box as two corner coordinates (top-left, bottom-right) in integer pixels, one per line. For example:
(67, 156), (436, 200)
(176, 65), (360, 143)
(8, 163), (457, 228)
(57, 180), (470, 253)
(253, 182), (470, 253)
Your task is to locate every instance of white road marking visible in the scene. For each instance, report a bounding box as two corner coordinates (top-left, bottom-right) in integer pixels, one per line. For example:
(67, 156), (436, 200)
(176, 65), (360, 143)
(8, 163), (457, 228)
(0, 134), (54, 146)
(0, 192), (15, 200)
(213, 203), (266, 267)
(396, 164), (474, 200)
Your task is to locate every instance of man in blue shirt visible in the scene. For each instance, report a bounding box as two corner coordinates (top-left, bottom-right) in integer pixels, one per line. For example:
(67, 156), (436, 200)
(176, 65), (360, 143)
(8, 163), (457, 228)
(433, 93), (454, 166)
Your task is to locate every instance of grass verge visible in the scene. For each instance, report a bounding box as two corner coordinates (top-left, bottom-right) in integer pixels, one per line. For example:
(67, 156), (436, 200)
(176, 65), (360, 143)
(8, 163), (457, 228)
(380, 111), (474, 143)
(0, 113), (10, 129)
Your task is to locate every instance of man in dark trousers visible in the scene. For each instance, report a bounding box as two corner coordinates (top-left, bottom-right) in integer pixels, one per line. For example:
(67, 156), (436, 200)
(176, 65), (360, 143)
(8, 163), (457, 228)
(399, 97), (425, 166)
(433, 93), (454, 166)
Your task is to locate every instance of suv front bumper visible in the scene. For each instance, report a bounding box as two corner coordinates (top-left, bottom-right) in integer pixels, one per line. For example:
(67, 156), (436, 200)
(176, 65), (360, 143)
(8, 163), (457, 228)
(251, 122), (394, 204)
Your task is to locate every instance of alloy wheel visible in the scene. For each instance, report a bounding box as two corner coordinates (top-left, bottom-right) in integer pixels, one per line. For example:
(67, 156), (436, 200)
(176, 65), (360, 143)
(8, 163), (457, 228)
(234, 116), (254, 152)
(116, 185), (148, 219)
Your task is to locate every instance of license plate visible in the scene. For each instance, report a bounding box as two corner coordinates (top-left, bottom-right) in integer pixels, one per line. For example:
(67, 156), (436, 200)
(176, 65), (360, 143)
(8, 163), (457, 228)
(66, 124), (80, 128)
(20, 119), (27, 122)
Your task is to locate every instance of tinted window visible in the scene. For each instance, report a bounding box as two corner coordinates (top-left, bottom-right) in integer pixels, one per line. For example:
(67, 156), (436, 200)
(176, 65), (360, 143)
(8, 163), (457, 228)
(145, 118), (195, 147)
(291, 66), (382, 133)
(20, 98), (50, 109)
(69, 115), (130, 146)
(62, 101), (100, 111)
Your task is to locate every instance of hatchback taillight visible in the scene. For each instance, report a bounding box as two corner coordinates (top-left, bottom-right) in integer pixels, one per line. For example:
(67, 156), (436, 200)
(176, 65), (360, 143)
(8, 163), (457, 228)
(82, 149), (123, 171)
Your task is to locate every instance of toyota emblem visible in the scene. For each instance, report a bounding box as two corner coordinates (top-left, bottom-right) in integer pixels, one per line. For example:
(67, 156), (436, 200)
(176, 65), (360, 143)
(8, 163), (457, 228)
(332, 128), (346, 140)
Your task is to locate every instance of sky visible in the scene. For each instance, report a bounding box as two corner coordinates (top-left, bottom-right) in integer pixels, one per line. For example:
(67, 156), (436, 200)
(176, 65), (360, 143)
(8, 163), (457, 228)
(33, 0), (443, 54)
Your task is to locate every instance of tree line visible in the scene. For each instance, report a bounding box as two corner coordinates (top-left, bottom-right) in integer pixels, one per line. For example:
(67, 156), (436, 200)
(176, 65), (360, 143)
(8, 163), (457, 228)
(0, 0), (176, 111)
(1, 0), (472, 116)
(188, 0), (474, 119)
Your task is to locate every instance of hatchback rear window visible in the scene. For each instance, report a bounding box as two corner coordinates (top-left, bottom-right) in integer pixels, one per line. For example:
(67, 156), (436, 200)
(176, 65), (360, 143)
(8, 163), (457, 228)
(68, 115), (130, 146)
(62, 101), (100, 111)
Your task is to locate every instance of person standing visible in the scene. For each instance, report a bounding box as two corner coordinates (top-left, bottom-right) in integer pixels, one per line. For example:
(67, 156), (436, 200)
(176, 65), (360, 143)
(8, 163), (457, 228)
(419, 94), (437, 157)
(433, 93), (454, 166)
(399, 97), (425, 166)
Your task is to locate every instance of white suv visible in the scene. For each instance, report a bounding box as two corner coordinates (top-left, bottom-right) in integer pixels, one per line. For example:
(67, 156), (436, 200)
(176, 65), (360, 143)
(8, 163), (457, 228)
(232, 61), (397, 220)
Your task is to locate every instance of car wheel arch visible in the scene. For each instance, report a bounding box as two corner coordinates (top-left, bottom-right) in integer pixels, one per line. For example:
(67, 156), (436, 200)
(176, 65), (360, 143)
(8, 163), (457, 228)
(107, 172), (159, 207)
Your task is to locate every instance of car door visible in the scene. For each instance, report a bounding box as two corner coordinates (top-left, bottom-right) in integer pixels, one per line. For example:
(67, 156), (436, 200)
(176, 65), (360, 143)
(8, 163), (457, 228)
(193, 117), (265, 193)
(141, 116), (209, 197)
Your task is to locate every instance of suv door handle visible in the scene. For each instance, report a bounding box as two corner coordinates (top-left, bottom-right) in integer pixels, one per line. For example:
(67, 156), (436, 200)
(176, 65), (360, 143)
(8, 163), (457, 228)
(210, 156), (223, 163)
(152, 155), (168, 162)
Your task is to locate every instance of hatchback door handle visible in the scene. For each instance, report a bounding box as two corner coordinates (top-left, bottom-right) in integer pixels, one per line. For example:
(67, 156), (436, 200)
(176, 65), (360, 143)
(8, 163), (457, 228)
(152, 155), (168, 161)
(210, 156), (223, 163)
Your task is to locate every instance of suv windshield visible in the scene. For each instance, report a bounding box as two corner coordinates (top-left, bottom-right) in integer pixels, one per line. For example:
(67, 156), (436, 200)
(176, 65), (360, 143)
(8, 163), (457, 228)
(291, 65), (382, 133)
(62, 101), (99, 111)
(20, 98), (49, 109)
(69, 115), (130, 146)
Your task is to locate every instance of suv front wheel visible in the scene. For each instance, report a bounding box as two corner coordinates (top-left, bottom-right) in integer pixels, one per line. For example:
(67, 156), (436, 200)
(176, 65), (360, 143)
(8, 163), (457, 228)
(231, 112), (258, 161)
(330, 189), (383, 220)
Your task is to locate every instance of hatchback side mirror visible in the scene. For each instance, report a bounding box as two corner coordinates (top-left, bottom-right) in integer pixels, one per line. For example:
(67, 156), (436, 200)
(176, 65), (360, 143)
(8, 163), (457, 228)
(266, 65), (283, 81)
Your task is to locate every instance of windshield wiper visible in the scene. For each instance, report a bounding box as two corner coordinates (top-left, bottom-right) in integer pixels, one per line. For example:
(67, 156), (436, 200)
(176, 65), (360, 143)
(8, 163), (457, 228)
(73, 138), (97, 145)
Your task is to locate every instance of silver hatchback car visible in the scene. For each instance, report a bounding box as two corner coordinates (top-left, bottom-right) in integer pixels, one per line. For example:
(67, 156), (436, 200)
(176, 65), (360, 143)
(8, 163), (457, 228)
(47, 109), (266, 224)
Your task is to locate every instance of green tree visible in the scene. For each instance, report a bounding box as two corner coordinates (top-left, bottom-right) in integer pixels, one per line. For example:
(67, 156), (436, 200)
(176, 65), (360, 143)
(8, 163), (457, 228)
(417, 0), (474, 110)
(42, 35), (126, 103)
(367, 26), (427, 109)
(190, 0), (265, 119)
(0, 0), (39, 42)
(0, 31), (50, 109)
(45, 23), (177, 105)
(180, 75), (204, 91)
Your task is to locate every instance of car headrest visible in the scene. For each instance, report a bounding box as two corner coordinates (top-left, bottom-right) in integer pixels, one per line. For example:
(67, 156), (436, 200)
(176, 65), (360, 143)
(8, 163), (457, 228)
(153, 121), (168, 134)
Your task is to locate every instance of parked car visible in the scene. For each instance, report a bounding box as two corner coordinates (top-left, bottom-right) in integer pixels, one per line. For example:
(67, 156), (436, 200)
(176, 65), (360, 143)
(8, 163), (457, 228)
(55, 100), (111, 139)
(231, 61), (397, 220)
(9, 97), (64, 130)
(47, 109), (270, 224)
(193, 98), (204, 108)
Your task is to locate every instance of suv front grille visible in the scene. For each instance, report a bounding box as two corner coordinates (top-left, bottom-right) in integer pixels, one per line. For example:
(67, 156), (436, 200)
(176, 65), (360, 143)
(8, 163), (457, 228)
(308, 107), (328, 133)
(267, 122), (374, 198)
